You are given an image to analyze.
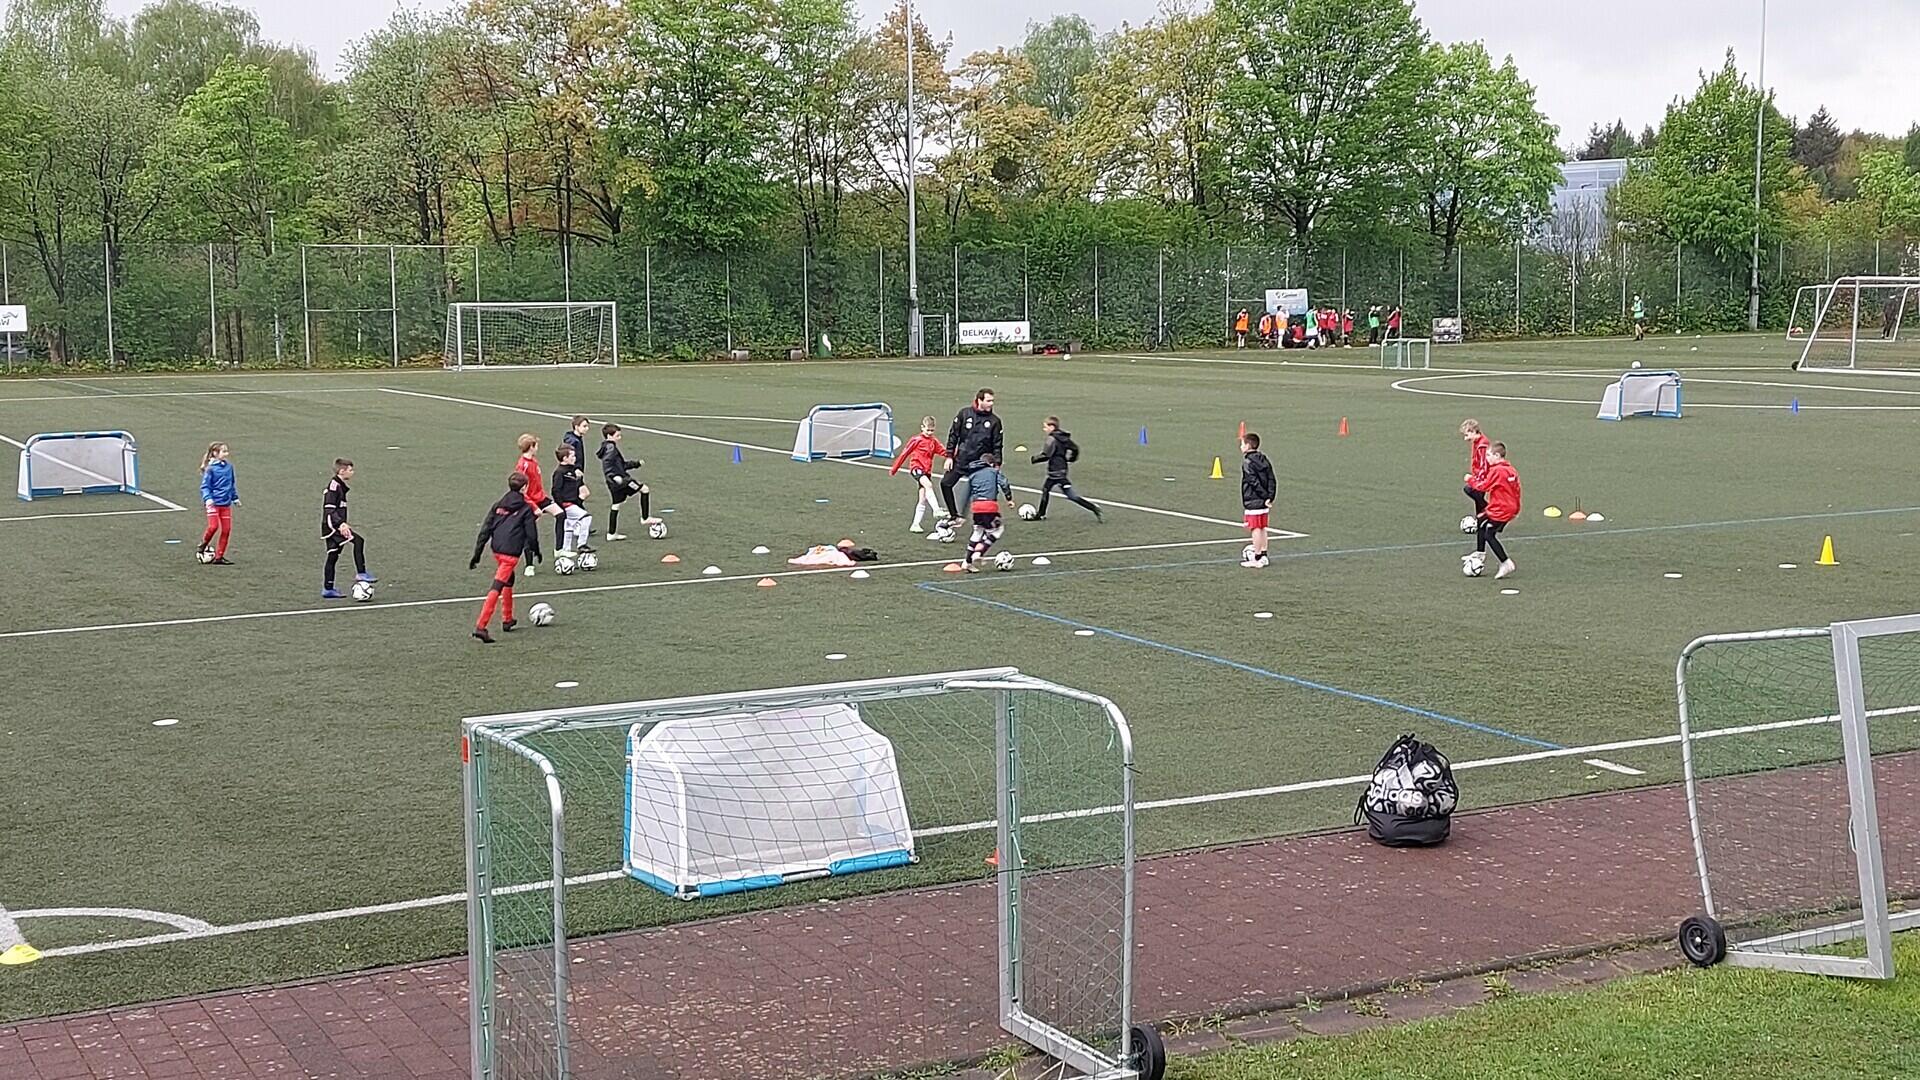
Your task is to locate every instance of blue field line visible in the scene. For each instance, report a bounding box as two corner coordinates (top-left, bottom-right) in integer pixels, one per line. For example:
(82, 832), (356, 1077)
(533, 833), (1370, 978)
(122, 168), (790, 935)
(988, 503), (1920, 584)
(915, 582), (1563, 750)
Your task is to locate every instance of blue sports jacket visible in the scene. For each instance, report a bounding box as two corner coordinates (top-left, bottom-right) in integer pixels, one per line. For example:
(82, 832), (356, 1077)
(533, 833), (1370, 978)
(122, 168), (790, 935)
(201, 460), (238, 506)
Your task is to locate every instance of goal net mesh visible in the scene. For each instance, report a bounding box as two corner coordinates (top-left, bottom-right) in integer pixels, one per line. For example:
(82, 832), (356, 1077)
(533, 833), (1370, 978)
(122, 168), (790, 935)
(465, 674), (1134, 1080)
(790, 403), (895, 460)
(1679, 628), (1920, 961)
(445, 303), (617, 368)
(16, 431), (138, 499)
(1791, 280), (1920, 371)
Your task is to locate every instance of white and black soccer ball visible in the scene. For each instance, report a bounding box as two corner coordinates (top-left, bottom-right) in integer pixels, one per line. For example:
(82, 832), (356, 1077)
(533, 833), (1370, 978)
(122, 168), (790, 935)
(1243, 544), (1258, 564)
(1391, 788), (1429, 815)
(647, 520), (668, 540)
(1017, 503), (1038, 520)
(350, 580), (375, 602)
(994, 551), (1016, 571)
(529, 602), (556, 627)
(1459, 515), (1478, 535)
(579, 551), (599, 572)
(1463, 552), (1487, 577)
(196, 549), (215, 564)
(554, 553), (578, 575)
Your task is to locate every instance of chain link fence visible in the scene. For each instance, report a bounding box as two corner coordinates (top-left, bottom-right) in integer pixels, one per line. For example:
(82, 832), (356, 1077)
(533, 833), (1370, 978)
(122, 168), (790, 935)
(2, 228), (1914, 369)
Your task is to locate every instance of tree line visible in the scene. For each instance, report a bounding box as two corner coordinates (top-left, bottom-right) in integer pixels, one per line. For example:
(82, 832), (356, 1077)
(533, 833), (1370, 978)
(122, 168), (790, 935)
(1, 0), (1915, 363)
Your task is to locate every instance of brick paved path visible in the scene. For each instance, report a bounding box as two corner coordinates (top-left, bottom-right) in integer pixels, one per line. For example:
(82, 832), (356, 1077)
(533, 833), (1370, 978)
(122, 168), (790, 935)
(7, 759), (1917, 1079)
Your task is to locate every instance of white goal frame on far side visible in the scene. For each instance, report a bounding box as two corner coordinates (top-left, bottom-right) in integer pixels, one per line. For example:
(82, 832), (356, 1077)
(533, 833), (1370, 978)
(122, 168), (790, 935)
(443, 302), (620, 370)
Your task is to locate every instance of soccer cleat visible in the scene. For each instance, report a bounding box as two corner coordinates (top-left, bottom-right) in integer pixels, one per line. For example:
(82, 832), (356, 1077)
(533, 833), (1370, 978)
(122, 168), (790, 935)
(472, 629), (495, 644)
(577, 544), (596, 554)
(501, 619), (518, 633)
(1495, 560), (1517, 580)
(606, 533), (627, 541)
(211, 556), (234, 565)
(321, 588), (345, 599)
(1091, 507), (1104, 522)
(355, 572), (377, 583)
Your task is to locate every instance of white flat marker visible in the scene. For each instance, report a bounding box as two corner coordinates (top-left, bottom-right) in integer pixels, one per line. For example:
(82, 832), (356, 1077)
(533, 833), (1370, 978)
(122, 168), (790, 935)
(1073, 629), (1096, 637)
(1253, 612), (1274, 620)
(152, 718), (179, 727)
(1664, 572), (1683, 579)
(1584, 758), (1645, 776)
(1778, 563), (1798, 569)
(1501, 588), (1520, 595)
(554, 681), (579, 689)
(824, 653), (848, 661)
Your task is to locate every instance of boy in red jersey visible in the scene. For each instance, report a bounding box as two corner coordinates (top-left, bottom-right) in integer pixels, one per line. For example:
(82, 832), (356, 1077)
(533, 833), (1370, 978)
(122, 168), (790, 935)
(1466, 441), (1520, 580)
(889, 415), (948, 532)
(469, 473), (544, 643)
(512, 434), (562, 521)
(1458, 419), (1490, 532)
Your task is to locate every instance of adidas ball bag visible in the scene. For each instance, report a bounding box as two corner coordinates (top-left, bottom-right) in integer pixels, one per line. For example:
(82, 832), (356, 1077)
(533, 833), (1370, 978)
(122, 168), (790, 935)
(1355, 733), (1458, 847)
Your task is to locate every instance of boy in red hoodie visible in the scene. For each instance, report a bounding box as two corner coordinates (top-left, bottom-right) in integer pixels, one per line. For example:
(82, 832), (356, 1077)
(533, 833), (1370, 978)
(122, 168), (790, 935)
(1458, 419), (1490, 533)
(889, 415), (948, 532)
(1466, 441), (1520, 580)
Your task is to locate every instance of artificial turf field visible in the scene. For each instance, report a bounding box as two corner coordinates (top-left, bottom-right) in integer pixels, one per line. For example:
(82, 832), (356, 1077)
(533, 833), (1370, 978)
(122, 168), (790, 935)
(4, 330), (1920, 1022)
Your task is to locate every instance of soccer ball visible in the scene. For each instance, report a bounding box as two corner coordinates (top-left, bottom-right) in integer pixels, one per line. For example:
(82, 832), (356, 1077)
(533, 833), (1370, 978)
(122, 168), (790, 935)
(647, 520), (668, 540)
(579, 551), (599, 572)
(554, 553), (578, 575)
(1463, 552), (1486, 577)
(1018, 503), (1038, 520)
(529, 602), (556, 627)
(994, 551), (1016, 571)
(1459, 515), (1478, 534)
(195, 549), (215, 564)
(1391, 788), (1429, 815)
(1630, 360), (1642, 369)
(350, 580), (375, 602)
(1243, 544), (1258, 564)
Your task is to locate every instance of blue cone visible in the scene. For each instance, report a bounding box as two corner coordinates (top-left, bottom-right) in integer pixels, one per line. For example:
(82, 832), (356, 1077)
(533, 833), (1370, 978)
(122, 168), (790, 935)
(1790, 398), (1800, 415)
(731, 445), (743, 463)
(1138, 426), (1148, 445)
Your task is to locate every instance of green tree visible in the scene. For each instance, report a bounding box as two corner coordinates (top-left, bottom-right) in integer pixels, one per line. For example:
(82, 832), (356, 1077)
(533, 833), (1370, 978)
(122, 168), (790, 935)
(936, 48), (1052, 226)
(142, 60), (303, 249)
(128, 0), (259, 104)
(1216, 0), (1428, 246)
(325, 11), (460, 243)
(768, 0), (862, 248)
(1858, 150), (1920, 235)
(1611, 51), (1797, 260)
(1904, 124), (1920, 174)
(1577, 120), (1636, 161)
(1793, 105), (1844, 197)
(1018, 15), (1097, 125)
(1406, 42), (1559, 264)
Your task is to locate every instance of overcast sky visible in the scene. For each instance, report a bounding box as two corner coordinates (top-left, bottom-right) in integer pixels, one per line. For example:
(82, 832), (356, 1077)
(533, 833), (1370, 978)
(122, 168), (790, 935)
(102, 0), (1920, 144)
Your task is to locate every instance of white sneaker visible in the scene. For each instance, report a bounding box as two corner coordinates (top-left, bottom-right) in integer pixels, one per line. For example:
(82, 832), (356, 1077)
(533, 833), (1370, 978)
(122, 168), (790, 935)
(910, 523), (926, 533)
(1495, 560), (1516, 579)
(606, 533), (627, 541)
(1461, 552), (1478, 563)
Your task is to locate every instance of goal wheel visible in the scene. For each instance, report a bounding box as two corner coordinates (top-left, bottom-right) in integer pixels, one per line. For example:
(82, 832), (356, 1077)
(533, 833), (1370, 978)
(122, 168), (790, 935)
(1128, 1023), (1167, 1080)
(1678, 915), (1726, 968)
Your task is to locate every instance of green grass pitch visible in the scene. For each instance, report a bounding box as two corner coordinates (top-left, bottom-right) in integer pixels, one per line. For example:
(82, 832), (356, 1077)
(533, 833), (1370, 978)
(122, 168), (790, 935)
(4, 330), (1919, 1020)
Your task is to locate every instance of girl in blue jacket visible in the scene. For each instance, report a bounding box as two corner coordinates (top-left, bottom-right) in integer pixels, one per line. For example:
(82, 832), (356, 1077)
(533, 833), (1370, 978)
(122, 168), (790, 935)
(198, 442), (239, 564)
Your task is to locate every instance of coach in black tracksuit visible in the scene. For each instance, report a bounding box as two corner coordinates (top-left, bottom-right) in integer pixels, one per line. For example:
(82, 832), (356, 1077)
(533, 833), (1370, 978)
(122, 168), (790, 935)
(940, 388), (1002, 519)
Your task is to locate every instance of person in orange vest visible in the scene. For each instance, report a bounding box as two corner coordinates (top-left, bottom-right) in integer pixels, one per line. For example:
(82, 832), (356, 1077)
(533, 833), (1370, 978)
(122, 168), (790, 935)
(1234, 308), (1250, 348)
(1342, 309), (1356, 347)
(1257, 310), (1275, 348)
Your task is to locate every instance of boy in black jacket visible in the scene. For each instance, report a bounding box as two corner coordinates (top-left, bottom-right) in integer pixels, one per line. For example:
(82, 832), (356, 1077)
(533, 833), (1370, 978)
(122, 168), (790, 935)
(1240, 432), (1276, 569)
(1030, 417), (1101, 521)
(470, 473), (544, 642)
(321, 458), (374, 599)
(598, 424), (647, 540)
(550, 445), (593, 555)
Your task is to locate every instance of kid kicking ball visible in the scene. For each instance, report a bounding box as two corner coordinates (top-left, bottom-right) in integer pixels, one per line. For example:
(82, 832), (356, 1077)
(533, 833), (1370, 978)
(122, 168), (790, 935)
(647, 520), (668, 540)
(994, 551), (1017, 571)
(529, 603), (556, 627)
(351, 580), (375, 602)
(1018, 503), (1038, 520)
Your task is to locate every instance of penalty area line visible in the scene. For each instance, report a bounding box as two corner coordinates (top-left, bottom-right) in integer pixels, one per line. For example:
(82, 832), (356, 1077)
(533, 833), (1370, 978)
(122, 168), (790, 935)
(28, 705), (1872, 963)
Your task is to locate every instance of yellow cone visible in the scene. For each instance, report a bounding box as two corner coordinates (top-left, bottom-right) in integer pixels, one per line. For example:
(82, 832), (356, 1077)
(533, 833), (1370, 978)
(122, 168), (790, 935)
(1209, 456), (1224, 480)
(0, 943), (41, 966)
(1818, 535), (1838, 566)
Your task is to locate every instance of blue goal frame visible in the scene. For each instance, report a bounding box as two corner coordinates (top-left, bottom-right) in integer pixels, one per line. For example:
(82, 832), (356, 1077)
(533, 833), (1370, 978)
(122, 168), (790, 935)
(15, 430), (142, 501)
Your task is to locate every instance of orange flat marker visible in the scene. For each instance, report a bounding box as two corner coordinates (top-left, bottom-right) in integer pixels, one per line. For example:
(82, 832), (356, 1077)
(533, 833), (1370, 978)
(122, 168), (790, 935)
(985, 849), (999, 867)
(756, 577), (778, 588)
(944, 563), (965, 573)
(660, 554), (681, 564)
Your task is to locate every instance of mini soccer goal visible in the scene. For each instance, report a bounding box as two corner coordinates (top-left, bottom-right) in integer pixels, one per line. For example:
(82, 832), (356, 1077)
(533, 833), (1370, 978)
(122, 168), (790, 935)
(791, 402), (896, 460)
(443, 302), (618, 369)
(15, 431), (141, 501)
(1597, 369), (1682, 420)
(1675, 615), (1920, 979)
(1377, 337), (1430, 370)
(463, 669), (1163, 1080)
(1789, 277), (1920, 373)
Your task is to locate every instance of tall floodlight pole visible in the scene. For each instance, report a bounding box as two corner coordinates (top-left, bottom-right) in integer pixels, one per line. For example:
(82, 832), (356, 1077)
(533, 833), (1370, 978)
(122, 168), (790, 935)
(904, 0), (922, 356)
(1749, 0), (1766, 331)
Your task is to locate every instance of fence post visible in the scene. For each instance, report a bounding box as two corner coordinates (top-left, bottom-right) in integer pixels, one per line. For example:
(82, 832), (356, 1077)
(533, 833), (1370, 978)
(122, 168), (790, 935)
(1397, 247), (1405, 309)
(1569, 229), (1578, 336)
(952, 246), (960, 329)
(802, 246), (811, 355)
(877, 247), (885, 356)
(1875, 236), (1881, 275)
(104, 240), (116, 365)
(300, 245), (311, 367)
(1, 241), (9, 368)
(725, 257), (733, 353)
(1223, 246), (1231, 345)
(208, 242), (219, 362)
(1456, 243), (1463, 324)
(1825, 238), (1831, 282)
(1156, 248), (1165, 347)
(1513, 238), (1520, 335)
(1022, 244), (1030, 323)
(1092, 245), (1100, 347)
(644, 246), (653, 355)
(1675, 242), (1682, 328)
(1620, 238), (1627, 321)
(562, 241), (572, 304)
(388, 245), (399, 367)
(1341, 247), (1348, 314)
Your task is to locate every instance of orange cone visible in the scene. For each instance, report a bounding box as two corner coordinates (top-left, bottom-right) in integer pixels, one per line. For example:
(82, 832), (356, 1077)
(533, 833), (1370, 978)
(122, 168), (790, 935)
(985, 849), (999, 867)
(1338, 417), (1349, 437)
(1237, 420), (1246, 440)
(943, 562), (965, 573)
(660, 554), (681, 564)
(756, 577), (778, 588)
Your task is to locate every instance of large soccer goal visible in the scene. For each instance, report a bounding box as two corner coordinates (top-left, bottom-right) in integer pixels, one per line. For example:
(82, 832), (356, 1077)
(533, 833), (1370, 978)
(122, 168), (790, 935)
(463, 669), (1163, 1080)
(790, 402), (896, 460)
(443, 302), (618, 369)
(1674, 614), (1920, 979)
(15, 431), (141, 501)
(1789, 277), (1920, 373)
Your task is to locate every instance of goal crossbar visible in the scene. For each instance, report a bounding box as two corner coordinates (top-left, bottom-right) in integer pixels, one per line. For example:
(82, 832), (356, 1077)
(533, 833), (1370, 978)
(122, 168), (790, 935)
(444, 302), (619, 370)
(1792, 277), (1920, 372)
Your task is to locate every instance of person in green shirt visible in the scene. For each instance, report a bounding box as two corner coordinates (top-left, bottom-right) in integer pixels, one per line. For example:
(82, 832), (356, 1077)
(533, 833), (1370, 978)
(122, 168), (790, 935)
(1367, 305), (1382, 345)
(1632, 294), (1647, 341)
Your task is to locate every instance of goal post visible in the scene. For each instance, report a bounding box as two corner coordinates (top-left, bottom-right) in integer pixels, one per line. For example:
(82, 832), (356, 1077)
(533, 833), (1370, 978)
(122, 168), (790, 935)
(444, 302), (619, 370)
(1791, 277), (1920, 373)
(15, 430), (141, 500)
(463, 669), (1157, 1080)
(790, 402), (896, 461)
(1377, 337), (1430, 370)
(1674, 615), (1920, 979)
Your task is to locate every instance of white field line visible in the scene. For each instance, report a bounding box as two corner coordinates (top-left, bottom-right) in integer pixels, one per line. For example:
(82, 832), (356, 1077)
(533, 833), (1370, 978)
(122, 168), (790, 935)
(1391, 371), (1920, 411)
(0, 432), (187, 512)
(379, 387), (1301, 536)
(0, 387), (386, 404)
(0, 506), (180, 525)
(0, 537), (1262, 641)
(25, 703), (1910, 962)
(60, 380), (122, 396)
(1403, 368), (1920, 397)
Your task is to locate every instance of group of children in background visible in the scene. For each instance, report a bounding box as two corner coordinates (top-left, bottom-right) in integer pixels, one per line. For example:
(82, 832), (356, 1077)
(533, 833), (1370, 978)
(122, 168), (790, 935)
(1235, 305), (1402, 349)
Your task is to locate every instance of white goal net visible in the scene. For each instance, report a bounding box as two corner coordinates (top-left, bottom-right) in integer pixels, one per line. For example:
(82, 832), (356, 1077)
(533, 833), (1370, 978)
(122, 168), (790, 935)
(1790, 278), (1920, 372)
(444, 302), (618, 369)
(16, 431), (141, 500)
(791, 402), (896, 460)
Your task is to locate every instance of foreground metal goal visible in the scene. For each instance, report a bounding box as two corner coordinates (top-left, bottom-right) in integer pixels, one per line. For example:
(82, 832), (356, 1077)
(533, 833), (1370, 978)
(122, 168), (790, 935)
(463, 668), (1163, 1079)
(1675, 614), (1920, 978)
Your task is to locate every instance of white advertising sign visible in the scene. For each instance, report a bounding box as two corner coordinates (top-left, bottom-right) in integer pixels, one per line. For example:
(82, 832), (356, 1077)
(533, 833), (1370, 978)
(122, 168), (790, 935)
(1265, 289), (1310, 316)
(0, 306), (26, 333)
(957, 320), (1032, 346)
